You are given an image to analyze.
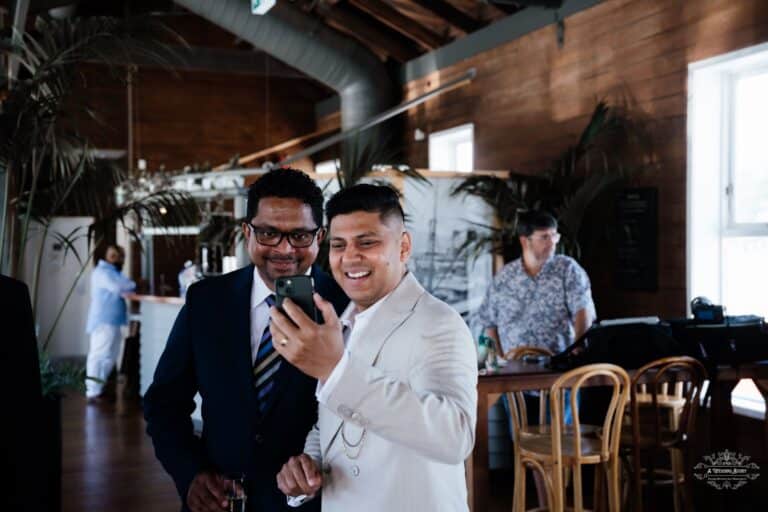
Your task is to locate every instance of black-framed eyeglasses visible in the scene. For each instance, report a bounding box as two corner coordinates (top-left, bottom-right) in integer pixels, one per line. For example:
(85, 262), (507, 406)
(245, 222), (321, 248)
(528, 232), (561, 243)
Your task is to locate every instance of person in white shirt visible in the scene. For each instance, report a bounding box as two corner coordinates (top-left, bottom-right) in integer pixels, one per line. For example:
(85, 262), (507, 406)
(271, 184), (478, 511)
(85, 244), (135, 402)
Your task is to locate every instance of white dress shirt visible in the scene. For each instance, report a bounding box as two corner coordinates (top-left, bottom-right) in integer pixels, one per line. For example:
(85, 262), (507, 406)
(249, 268), (275, 363)
(249, 266), (312, 363)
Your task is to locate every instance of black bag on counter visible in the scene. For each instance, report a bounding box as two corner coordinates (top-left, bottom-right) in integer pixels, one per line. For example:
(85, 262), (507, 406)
(670, 315), (768, 366)
(549, 322), (683, 371)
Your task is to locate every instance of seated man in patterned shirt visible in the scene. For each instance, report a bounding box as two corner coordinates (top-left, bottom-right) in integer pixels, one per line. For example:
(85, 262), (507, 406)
(475, 210), (596, 358)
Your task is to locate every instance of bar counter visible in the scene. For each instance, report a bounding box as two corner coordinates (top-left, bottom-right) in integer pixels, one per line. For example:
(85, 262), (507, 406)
(125, 293), (185, 397)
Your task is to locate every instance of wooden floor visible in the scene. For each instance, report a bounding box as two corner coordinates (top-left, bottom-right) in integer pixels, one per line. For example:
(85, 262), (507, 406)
(61, 393), (181, 512)
(61, 391), (767, 511)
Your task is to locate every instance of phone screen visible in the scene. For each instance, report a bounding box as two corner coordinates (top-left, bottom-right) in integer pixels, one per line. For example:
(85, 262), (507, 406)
(275, 275), (317, 322)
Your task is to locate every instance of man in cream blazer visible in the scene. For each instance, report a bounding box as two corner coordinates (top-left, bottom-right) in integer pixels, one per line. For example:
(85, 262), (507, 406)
(270, 184), (478, 511)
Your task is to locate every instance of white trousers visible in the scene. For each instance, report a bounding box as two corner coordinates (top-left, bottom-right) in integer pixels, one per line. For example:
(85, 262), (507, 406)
(86, 324), (123, 397)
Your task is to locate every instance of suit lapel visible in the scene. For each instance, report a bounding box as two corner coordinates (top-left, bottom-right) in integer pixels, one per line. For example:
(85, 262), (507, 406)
(321, 272), (425, 457)
(229, 265), (257, 410)
(349, 272), (424, 367)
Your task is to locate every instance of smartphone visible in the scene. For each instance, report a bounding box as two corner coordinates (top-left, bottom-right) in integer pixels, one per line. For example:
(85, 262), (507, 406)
(275, 275), (317, 323)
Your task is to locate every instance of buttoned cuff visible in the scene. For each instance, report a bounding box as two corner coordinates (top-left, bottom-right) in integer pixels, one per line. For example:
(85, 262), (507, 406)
(287, 494), (312, 507)
(316, 349), (350, 403)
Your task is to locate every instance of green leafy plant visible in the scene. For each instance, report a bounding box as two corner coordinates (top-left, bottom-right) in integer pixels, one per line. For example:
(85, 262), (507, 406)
(335, 129), (428, 189)
(38, 352), (89, 399)
(451, 100), (657, 262)
(0, 16), (199, 355)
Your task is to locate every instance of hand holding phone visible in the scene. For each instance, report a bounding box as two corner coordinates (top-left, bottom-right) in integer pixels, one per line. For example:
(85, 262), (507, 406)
(269, 283), (345, 381)
(275, 275), (318, 323)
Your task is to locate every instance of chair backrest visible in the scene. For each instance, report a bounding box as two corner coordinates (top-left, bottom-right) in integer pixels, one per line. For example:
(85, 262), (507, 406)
(505, 346), (554, 437)
(550, 364), (631, 464)
(630, 356), (708, 445)
(505, 346), (553, 361)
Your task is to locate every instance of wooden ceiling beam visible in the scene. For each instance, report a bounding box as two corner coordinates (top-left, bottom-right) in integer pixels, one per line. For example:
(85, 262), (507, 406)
(213, 124), (339, 171)
(347, 0), (446, 51)
(490, 2), (525, 16)
(317, 3), (420, 62)
(412, 0), (485, 33)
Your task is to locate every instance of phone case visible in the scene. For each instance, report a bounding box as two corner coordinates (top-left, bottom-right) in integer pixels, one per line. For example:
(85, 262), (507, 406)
(275, 275), (317, 322)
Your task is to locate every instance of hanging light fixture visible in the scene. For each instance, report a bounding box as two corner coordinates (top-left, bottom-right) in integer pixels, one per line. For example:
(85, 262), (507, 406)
(251, 0), (276, 15)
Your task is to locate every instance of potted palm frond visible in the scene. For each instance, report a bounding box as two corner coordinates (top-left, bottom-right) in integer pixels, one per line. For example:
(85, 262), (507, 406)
(334, 128), (428, 189)
(0, 15), (198, 511)
(451, 100), (657, 263)
(1, 15), (198, 343)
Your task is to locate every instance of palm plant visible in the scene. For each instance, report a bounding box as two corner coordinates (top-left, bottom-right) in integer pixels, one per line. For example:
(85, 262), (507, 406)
(451, 100), (657, 262)
(334, 127), (428, 189)
(0, 15), (198, 354)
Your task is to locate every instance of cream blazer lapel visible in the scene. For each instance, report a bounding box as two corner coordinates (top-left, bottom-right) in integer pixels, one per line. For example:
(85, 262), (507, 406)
(319, 272), (425, 458)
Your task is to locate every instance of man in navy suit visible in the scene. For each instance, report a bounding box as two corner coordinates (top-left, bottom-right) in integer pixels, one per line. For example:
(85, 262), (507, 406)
(144, 169), (347, 512)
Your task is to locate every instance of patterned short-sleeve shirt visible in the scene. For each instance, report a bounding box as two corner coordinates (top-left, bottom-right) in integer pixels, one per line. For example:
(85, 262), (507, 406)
(474, 255), (596, 354)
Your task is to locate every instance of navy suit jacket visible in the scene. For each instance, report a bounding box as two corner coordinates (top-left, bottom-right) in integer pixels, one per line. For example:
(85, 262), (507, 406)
(0, 276), (43, 512)
(144, 264), (348, 511)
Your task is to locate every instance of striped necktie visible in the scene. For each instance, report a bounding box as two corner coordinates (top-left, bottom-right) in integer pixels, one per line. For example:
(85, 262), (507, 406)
(253, 294), (281, 416)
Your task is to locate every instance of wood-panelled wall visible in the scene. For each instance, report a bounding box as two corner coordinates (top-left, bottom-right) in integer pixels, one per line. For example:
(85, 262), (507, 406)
(69, 62), (332, 294)
(402, 0), (768, 318)
(73, 65), (331, 173)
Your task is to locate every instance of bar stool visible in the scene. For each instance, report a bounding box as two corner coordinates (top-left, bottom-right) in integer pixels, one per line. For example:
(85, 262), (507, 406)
(510, 363), (630, 512)
(622, 356), (707, 512)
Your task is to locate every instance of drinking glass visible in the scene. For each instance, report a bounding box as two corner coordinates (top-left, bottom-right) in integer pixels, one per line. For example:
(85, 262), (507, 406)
(224, 473), (247, 512)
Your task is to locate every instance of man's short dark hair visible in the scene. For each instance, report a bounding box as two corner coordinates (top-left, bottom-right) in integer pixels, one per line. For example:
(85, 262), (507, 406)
(516, 210), (558, 237)
(246, 168), (324, 227)
(107, 244), (125, 255)
(326, 183), (404, 226)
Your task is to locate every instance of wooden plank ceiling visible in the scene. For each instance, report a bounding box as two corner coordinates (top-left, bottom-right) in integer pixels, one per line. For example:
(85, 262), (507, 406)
(297, 0), (523, 62)
(10, 0), (560, 110)
(63, 0), (534, 65)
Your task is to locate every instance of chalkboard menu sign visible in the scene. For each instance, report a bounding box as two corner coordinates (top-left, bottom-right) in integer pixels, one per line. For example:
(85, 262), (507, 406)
(616, 188), (658, 290)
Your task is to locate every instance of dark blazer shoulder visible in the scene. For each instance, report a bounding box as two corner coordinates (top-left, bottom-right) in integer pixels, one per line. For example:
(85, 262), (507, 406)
(0, 274), (29, 308)
(311, 265), (348, 314)
(185, 265), (253, 302)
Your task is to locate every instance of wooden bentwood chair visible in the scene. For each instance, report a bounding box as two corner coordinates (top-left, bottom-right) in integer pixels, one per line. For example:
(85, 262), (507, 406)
(509, 363), (631, 512)
(504, 346), (555, 429)
(621, 356), (707, 512)
(504, 346), (556, 511)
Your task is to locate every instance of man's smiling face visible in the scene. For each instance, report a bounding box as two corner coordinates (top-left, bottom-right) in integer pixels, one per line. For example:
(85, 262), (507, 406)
(328, 210), (411, 310)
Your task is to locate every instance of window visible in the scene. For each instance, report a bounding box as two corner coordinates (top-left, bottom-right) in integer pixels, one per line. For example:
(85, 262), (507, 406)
(428, 123), (474, 172)
(688, 42), (768, 418)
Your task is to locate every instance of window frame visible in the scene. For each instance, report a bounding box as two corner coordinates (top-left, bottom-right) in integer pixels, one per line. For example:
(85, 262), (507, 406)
(428, 123), (475, 173)
(723, 65), (768, 236)
(688, 42), (768, 419)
